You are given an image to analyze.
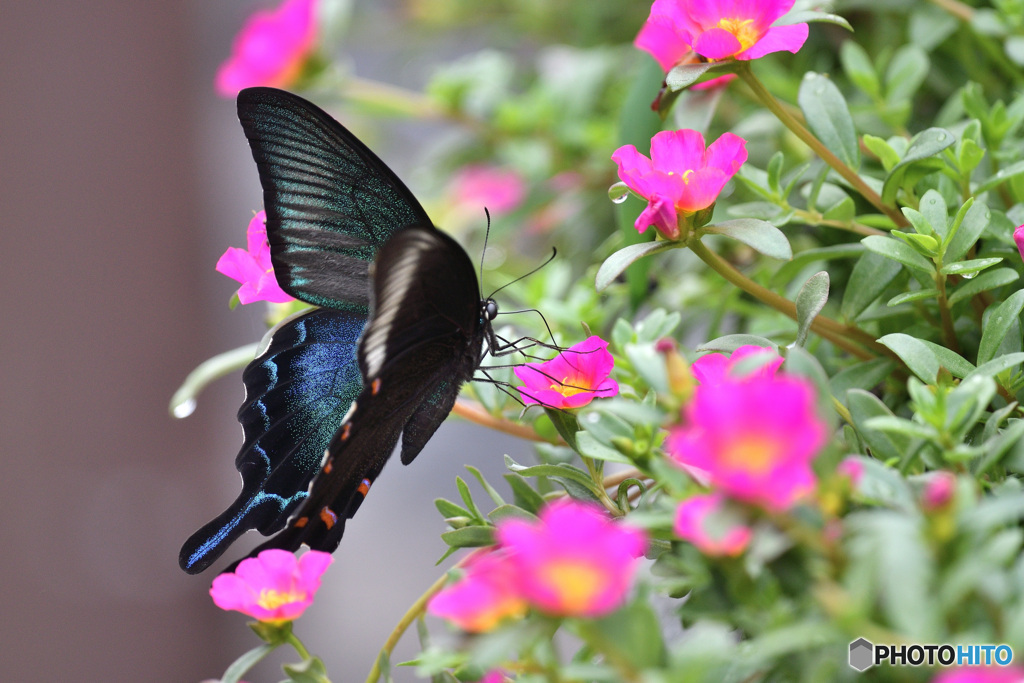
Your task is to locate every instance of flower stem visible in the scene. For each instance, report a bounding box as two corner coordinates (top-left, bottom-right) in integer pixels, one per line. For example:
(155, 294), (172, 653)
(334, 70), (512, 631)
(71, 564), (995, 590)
(287, 633), (312, 660)
(452, 399), (554, 443)
(736, 64), (908, 229)
(688, 238), (891, 361)
(364, 551), (483, 683)
(927, 0), (973, 21)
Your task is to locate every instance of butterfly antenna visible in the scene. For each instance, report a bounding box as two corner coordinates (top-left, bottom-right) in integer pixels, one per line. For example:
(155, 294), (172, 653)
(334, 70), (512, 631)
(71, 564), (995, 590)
(494, 307), (561, 349)
(478, 207), (492, 295)
(487, 247), (558, 300)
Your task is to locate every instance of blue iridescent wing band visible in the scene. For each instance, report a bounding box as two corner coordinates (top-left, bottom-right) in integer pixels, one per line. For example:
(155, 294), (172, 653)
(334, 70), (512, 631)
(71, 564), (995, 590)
(237, 87), (433, 313)
(179, 308), (364, 574)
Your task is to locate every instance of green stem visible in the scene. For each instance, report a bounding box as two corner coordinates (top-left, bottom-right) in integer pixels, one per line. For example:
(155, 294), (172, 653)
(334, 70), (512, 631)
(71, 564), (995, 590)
(736, 64), (908, 228)
(927, 0), (973, 21)
(287, 633), (312, 660)
(688, 238), (889, 361)
(934, 271), (961, 354)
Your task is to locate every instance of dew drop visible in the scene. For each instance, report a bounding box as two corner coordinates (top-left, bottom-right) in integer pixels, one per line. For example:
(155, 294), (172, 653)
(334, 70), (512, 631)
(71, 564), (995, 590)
(608, 182), (631, 204)
(961, 271), (978, 280)
(172, 398), (197, 419)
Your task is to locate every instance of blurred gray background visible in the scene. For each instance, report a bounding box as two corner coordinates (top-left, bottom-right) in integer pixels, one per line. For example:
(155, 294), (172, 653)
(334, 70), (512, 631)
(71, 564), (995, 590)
(1, 2), (531, 680)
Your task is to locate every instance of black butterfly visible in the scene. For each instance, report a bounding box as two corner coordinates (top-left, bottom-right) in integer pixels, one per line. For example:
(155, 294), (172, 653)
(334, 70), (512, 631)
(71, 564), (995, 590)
(179, 87), (499, 573)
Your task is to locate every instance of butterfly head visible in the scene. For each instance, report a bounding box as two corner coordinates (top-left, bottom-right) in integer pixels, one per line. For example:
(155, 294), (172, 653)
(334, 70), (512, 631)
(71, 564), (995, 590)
(481, 298), (498, 326)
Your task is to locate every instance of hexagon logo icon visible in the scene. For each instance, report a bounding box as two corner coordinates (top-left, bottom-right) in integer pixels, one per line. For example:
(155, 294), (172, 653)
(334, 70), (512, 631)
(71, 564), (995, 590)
(849, 638), (874, 671)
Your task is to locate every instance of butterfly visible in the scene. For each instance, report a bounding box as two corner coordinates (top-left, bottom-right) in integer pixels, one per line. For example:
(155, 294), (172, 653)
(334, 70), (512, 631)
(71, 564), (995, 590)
(179, 87), (501, 574)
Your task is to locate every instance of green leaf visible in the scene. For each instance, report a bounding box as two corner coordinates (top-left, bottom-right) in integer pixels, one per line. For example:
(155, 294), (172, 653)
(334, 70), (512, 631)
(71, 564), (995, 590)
(798, 72), (860, 169)
(624, 342), (669, 394)
(543, 407), (582, 452)
(665, 62), (714, 91)
(919, 189), (949, 239)
(902, 207), (934, 236)
(830, 358), (897, 399)
(794, 271), (829, 347)
(585, 595), (667, 668)
(940, 257), (1003, 276)
(697, 334), (779, 354)
(891, 230), (939, 256)
(917, 340), (976, 378)
(863, 134), (901, 170)
(772, 243), (864, 285)
(504, 455), (598, 492)
(944, 200), (990, 263)
(978, 289), (1024, 365)
(775, 10), (852, 30)
(465, 465), (505, 507)
(848, 390), (912, 464)
(973, 159), (1024, 195)
(884, 45), (929, 106)
(701, 219), (793, 260)
(878, 333), (940, 383)
(440, 525), (495, 548)
(975, 419), (1024, 475)
(966, 352), (1024, 383)
(946, 266), (1019, 305)
(595, 240), (677, 292)
(486, 504), (538, 525)
(503, 473), (545, 514)
(862, 235), (935, 273)
(842, 250), (904, 319)
(283, 656), (330, 683)
(887, 289), (938, 306)
(840, 40), (880, 98)
(221, 644), (276, 683)
(435, 498), (472, 519)
(864, 415), (937, 441)
(456, 477), (484, 520)
(576, 432), (632, 464)
(882, 128), (955, 204)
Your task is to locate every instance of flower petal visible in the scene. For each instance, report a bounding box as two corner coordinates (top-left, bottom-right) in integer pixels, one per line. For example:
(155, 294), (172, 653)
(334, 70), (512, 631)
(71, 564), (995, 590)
(691, 26), (744, 59)
(739, 23), (808, 60)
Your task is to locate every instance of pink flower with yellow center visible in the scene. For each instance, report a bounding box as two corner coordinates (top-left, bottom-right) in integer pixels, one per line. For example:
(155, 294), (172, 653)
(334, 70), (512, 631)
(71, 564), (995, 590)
(514, 336), (619, 409)
(691, 344), (782, 385)
(209, 549), (332, 623)
(612, 130), (747, 239)
(216, 0), (318, 97)
(451, 165), (527, 216)
(667, 372), (828, 511)
(635, 0), (809, 73)
(427, 550), (527, 633)
(216, 211), (294, 304)
(496, 500), (646, 617)
(674, 493), (752, 556)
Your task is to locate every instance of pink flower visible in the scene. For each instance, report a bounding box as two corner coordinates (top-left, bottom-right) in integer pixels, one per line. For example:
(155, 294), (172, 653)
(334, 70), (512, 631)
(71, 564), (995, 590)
(428, 550), (527, 633)
(932, 667), (1024, 683)
(479, 672), (507, 683)
(922, 471), (957, 511)
(514, 336), (619, 409)
(210, 549), (332, 623)
(667, 372), (828, 511)
(496, 500), (646, 617)
(674, 493), (752, 556)
(451, 165), (527, 215)
(837, 457), (864, 487)
(215, 0), (318, 97)
(635, 0), (809, 73)
(216, 211), (294, 304)
(612, 130), (747, 239)
(1014, 225), (1024, 262)
(691, 345), (782, 385)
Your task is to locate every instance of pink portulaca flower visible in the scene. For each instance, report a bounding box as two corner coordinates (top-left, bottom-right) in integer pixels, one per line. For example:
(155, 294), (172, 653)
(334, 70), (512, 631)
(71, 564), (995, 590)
(612, 130), (747, 239)
(837, 457), (864, 488)
(216, 211), (294, 304)
(691, 344), (782, 386)
(1014, 225), (1024, 263)
(451, 165), (527, 216)
(674, 493), (752, 556)
(636, 0), (809, 73)
(496, 500), (646, 617)
(922, 471), (957, 511)
(210, 549), (332, 623)
(216, 0), (318, 97)
(932, 667), (1024, 683)
(514, 336), (619, 409)
(668, 372), (828, 511)
(427, 550), (527, 633)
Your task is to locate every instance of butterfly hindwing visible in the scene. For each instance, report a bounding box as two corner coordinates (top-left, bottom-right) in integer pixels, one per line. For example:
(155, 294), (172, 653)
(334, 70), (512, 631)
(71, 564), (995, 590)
(237, 87), (432, 312)
(179, 308), (365, 574)
(231, 225), (489, 562)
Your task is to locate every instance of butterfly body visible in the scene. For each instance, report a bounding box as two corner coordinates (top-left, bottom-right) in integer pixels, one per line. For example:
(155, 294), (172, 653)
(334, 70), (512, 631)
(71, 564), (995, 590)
(180, 87), (496, 574)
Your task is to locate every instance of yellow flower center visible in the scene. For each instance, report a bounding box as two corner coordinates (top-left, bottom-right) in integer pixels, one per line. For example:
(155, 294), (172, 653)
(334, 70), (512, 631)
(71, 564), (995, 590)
(719, 434), (780, 474)
(464, 595), (528, 632)
(257, 588), (304, 611)
(681, 169), (695, 184)
(551, 375), (589, 397)
(540, 560), (605, 613)
(717, 17), (759, 52)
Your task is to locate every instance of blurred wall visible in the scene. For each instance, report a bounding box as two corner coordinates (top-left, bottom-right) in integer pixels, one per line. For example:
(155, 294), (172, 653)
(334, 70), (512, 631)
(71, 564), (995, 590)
(0, 2), (533, 681)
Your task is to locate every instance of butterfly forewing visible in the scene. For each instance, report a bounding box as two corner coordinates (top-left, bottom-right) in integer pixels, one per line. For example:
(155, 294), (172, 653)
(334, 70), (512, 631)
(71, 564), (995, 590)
(238, 87), (433, 312)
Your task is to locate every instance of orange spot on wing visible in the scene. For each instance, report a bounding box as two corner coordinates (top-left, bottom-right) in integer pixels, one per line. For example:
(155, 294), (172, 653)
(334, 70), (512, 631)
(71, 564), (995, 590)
(323, 457), (334, 474)
(294, 516), (309, 528)
(341, 423), (351, 441)
(358, 478), (372, 496)
(320, 507), (338, 530)
(371, 378), (382, 395)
